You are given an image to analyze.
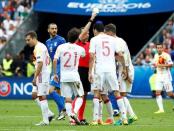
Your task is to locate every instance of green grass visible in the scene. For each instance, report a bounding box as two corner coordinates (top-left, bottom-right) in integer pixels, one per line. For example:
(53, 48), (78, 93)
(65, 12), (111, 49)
(0, 99), (174, 131)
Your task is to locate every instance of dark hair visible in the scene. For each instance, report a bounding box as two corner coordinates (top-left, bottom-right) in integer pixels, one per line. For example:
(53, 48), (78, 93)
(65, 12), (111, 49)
(48, 23), (57, 29)
(156, 43), (163, 46)
(104, 23), (116, 34)
(25, 31), (37, 39)
(93, 21), (104, 32)
(67, 27), (80, 43)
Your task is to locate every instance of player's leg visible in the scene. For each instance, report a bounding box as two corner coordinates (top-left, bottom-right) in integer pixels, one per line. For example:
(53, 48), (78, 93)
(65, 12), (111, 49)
(108, 91), (119, 116)
(120, 78), (137, 122)
(32, 86), (54, 122)
(154, 81), (164, 113)
(101, 93), (114, 125)
(49, 76), (66, 120)
(78, 67), (90, 124)
(105, 72), (128, 125)
(36, 83), (50, 126)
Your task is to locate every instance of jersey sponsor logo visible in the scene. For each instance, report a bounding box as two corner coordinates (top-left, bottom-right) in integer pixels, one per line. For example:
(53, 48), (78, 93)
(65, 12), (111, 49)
(0, 81), (11, 97)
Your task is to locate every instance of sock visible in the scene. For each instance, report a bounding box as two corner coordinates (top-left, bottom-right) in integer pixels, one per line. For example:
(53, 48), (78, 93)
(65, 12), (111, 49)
(40, 100), (49, 124)
(49, 91), (64, 113)
(93, 97), (99, 121)
(123, 97), (135, 117)
(74, 97), (83, 114)
(104, 100), (114, 120)
(78, 98), (86, 121)
(116, 97), (127, 120)
(35, 98), (54, 117)
(98, 100), (103, 120)
(156, 95), (164, 111)
(72, 97), (77, 112)
(109, 92), (119, 110)
(65, 102), (72, 116)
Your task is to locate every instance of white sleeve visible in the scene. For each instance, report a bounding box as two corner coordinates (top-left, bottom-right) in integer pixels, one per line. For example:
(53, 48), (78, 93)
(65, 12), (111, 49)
(89, 38), (95, 53)
(167, 54), (173, 65)
(54, 46), (61, 59)
(36, 48), (44, 63)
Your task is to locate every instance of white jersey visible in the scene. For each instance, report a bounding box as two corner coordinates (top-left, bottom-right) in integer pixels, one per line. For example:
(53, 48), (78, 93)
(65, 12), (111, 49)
(54, 43), (85, 82)
(115, 37), (134, 73)
(154, 52), (173, 81)
(33, 42), (50, 83)
(89, 33), (118, 73)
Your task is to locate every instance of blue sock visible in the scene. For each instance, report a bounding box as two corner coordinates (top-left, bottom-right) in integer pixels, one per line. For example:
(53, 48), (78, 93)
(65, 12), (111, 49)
(109, 92), (119, 110)
(50, 91), (65, 113)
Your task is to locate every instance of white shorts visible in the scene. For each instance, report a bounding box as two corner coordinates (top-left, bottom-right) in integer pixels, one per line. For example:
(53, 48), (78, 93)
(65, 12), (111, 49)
(91, 72), (119, 93)
(119, 70), (134, 93)
(61, 81), (84, 98)
(32, 83), (49, 96)
(155, 80), (173, 92)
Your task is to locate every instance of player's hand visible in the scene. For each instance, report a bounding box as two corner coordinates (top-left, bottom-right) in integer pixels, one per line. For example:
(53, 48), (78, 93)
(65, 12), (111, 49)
(126, 76), (133, 84)
(121, 69), (128, 80)
(54, 74), (59, 83)
(32, 78), (37, 86)
(88, 73), (94, 83)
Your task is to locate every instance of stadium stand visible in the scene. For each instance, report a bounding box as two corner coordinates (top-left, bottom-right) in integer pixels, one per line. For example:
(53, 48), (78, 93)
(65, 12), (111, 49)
(133, 13), (174, 66)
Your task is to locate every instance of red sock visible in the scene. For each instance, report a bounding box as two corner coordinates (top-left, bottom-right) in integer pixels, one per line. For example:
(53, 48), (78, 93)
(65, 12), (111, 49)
(78, 98), (86, 121)
(72, 97), (77, 113)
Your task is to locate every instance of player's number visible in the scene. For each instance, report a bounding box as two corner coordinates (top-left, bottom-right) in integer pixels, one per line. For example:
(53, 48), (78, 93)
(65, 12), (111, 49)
(102, 41), (110, 56)
(64, 52), (77, 67)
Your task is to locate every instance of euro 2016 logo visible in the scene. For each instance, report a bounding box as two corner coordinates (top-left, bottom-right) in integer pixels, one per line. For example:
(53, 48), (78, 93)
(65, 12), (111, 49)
(0, 81), (11, 97)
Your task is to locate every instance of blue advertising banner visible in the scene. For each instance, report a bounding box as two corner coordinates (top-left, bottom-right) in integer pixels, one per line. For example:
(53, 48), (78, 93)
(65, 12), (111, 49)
(34, 0), (174, 16)
(0, 77), (33, 99)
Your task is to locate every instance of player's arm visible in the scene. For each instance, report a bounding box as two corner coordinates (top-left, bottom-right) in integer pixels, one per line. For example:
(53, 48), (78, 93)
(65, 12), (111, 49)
(53, 46), (61, 82)
(88, 53), (95, 83)
(32, 49), (43, 86)
(79, 12), (97, 40)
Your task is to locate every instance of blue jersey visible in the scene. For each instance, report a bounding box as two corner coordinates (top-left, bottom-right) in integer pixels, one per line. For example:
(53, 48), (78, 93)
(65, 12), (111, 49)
(46, 35), (66, 88)
(45, 35), (66, 61)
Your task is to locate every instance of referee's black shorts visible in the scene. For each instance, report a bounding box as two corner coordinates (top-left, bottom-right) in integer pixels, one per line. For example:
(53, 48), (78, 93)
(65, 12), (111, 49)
(78, 67), (90, 92)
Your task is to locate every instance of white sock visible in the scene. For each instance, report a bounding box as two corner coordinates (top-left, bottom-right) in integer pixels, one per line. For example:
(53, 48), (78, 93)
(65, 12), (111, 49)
(156, 95), (164, 111)
(93, 98), (99, 121)
(105, 100), (114, 120)
(35, 98), (54, 117)
(123, 97), (135, 117)
(117, 97), (127, 120)
(65, 102), (72, 117)
(98, 100), (103, 120)
(35, 98), (41, 107)
(40, 100), (49, 124)
(74, 97), (83, 114)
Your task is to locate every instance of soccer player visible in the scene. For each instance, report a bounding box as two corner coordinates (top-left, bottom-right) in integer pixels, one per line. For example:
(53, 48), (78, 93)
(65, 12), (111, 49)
(53, 27), (85, 125)
(73, 11), (97, 125)
(25, 31), (53, 126)
(89, 22), (128, 125)
(153, 43), (174, 113)
(104, 23), (137, 125)
(46, 23), (66, 120)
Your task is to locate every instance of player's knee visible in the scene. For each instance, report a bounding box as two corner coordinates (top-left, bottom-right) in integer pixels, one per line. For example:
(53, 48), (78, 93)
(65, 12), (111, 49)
(167, 92), (174, 98)
(120, 92), (127, 96)
(38, 96), (46, 101)
(32, 93), (37, 100)
(65, 98), (72, 103)
(155, 92), (161, 96)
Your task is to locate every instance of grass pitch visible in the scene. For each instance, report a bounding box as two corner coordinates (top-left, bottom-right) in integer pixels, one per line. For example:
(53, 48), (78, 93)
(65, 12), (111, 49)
(0, 99), (174, 131)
